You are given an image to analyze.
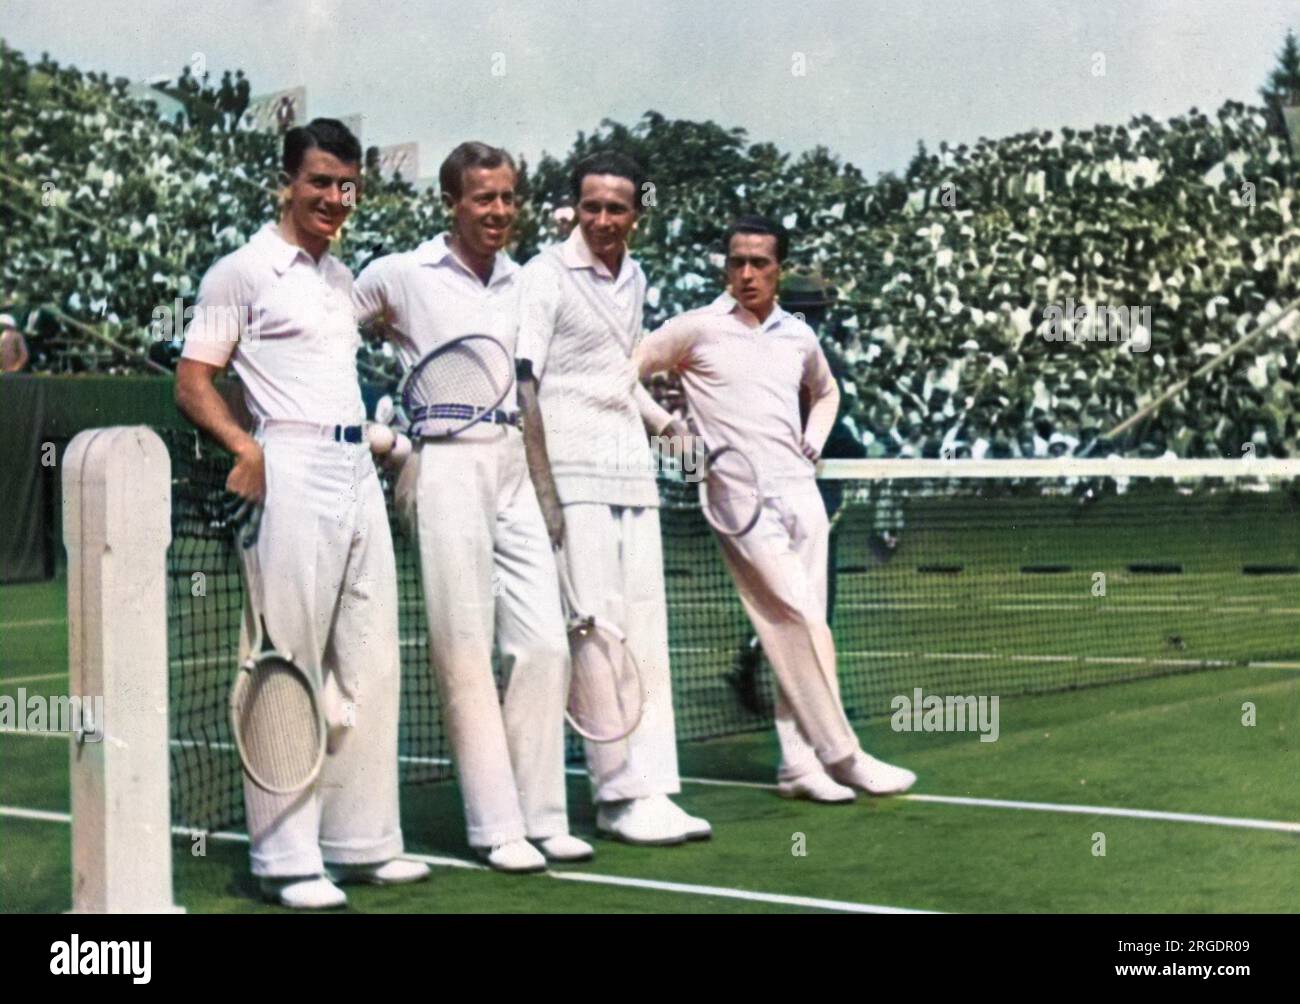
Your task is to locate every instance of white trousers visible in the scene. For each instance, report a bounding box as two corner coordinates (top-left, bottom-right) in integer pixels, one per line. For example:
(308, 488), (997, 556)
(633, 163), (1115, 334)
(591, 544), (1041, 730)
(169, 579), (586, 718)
(242, 434), (404, 878)
(559, 503), (682, 803)
(396, 428), (570, 847)
(715, 485), (862, 780)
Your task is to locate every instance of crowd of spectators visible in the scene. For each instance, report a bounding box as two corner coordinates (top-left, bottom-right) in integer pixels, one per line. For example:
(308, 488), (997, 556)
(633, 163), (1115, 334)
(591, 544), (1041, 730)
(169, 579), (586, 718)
(153, 65), (251, 132)
(3, 41), (1296, 458)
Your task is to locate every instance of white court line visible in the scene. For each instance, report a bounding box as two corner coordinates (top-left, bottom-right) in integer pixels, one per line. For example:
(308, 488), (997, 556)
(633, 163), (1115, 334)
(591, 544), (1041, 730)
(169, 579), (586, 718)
(0, 672), (68, 685)
(0, 619), (66, 630)
(548, 871), (933, 913)
(667, 645), (1300, 671)
(901, 794), (1300, 834)
(12, 729), (1299, 835)
(1, 807), (70, 824)
(669, 597), (1300, 614)
(666, 776), (1300, 834)
(0, 729), (67, 740)
(9, 757), (1297, 842)
(576, 770), (1300, 835)
(676, 775), (776, 791)
(0, 806), (929, 914)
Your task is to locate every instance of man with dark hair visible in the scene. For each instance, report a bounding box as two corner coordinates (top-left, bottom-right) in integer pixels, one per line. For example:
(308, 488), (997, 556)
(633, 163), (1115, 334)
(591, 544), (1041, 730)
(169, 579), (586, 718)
(517, 151), (709, 845)
(354, 141), (588, 872)
(635, 215), (917, 805)
(176, 118), (429, 908)
(722, 213), (791, 265)
(569, 151), (647, 204)
(281, 117), (362, 180)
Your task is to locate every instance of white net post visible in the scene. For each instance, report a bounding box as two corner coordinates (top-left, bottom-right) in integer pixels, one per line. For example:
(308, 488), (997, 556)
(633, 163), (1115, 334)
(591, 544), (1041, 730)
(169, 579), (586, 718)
(63, 426), (182, 913)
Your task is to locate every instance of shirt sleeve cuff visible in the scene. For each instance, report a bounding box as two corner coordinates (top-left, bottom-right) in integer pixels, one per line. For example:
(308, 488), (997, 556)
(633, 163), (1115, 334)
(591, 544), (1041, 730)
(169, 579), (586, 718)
(180, 338), (235, 367)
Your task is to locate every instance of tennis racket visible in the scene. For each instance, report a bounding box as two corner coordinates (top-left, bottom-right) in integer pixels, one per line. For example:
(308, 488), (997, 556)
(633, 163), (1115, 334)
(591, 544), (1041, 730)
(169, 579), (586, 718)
(222, 495), (263, 549)
(229, 544), (326, 796)
(690, 417), (763, 537)
(397, 332), (514, 438)
(555, 551), (645, 743)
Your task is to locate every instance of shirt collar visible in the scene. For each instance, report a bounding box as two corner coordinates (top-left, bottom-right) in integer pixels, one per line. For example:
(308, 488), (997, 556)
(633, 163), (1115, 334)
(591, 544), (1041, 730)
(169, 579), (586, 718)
(416, 233), (518, 287)
(255, 222), (324, 276)
(708, 291), (790, 333)
(560, 228), (637, 289)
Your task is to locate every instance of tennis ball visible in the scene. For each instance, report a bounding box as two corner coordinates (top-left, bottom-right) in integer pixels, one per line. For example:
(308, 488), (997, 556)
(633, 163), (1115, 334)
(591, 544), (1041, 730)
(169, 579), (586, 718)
(367, 423), (396, 456)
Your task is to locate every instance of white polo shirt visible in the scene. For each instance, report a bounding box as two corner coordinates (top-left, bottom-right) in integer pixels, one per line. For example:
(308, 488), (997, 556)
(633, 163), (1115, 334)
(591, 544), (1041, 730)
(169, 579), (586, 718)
(516, 228), (661, 508)
(634, 292), (839, 495)
(353, 233), (521, 411)
(181, 223), (365, 426)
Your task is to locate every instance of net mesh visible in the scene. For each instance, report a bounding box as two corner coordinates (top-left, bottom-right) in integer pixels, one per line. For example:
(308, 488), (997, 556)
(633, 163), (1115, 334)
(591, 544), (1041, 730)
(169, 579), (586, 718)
(164, 428), (1300, 833)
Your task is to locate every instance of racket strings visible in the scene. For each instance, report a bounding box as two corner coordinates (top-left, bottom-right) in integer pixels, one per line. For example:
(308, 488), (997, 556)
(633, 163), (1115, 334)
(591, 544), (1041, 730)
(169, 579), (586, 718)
(407, 340), (511, 418)
(567, 622), (642, 742)
(232, 659), (323, 791)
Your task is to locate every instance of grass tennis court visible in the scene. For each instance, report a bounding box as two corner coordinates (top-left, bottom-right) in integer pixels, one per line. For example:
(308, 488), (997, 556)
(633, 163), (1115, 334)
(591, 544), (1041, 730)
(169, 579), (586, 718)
(3, 562), (1297, 913)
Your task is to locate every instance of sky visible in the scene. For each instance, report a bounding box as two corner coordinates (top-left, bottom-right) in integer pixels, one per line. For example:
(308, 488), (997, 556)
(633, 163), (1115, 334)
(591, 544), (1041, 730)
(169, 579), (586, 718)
(3, 0), (1296, 180)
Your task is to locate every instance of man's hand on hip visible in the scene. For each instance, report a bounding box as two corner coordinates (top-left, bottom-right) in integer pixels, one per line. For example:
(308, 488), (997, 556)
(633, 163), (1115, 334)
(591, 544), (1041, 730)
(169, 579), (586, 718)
(227, 438), (267, 502)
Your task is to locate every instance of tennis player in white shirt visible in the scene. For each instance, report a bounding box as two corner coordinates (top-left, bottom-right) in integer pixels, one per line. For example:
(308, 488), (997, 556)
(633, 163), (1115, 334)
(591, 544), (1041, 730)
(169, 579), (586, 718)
(353, 142), (589, 871)
(517, 152), (709, 845)
(176, 119), (429, 908)
(635, 215), (917, 803)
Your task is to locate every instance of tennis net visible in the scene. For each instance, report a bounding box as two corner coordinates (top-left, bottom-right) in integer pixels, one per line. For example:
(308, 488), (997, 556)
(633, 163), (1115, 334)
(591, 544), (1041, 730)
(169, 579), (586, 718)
(163, 429), (1299, 833)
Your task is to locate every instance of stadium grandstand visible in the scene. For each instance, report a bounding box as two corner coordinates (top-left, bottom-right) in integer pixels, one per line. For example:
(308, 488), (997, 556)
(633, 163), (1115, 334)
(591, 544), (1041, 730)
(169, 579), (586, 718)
(4, 39), (1298, 461)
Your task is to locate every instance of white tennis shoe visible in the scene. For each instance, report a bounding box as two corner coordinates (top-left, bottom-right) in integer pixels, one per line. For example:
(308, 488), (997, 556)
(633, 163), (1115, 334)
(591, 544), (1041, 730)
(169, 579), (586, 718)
(596, 797), (688, 846)
(329, 858), (431, 886)
(830, 751), (917, 796)
(645, 794), (712, 841)
(259, 875), (347, 910)
(533, 834), (595, 863)
(477, 839), (548, 873)
(777, 772), (857, 803)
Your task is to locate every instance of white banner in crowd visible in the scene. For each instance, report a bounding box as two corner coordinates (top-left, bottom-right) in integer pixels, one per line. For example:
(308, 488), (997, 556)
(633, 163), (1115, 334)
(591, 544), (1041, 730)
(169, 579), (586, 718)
(244, 87), (307, 133)
(378, 142), (419, 181)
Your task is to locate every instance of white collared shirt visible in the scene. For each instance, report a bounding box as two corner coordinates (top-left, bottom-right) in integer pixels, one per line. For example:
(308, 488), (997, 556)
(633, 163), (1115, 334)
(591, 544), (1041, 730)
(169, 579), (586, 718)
(353, 233), (521, 409)
(517, 228), (644, 375)
(181, 223), (364, 425)
(558, 224), (642, 320)
(634, 292), (840, 491)
(516, 228), (661, 507)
